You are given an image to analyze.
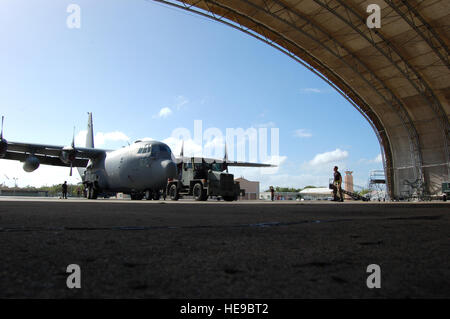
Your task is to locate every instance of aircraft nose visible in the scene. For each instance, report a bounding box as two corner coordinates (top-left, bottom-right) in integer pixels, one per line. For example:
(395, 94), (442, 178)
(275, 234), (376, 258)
(161, 160), (177, 179)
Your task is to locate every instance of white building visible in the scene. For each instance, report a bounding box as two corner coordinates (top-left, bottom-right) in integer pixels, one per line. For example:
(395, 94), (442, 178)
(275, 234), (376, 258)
(299, 187), (333, 200)
(259, 192), (300, 201)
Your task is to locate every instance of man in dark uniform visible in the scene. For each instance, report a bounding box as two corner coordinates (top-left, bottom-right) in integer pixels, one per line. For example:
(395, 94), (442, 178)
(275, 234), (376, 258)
(62, 181), (68, 199)
(270, 186), (275, 201)
(333, 166), (344, 202)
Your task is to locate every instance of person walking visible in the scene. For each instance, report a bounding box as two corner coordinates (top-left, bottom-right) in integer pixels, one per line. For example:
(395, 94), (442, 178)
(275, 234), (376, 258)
(62, 181), (68, 199)
(270, 186), (275, 201)
(333, 166), (344, 202)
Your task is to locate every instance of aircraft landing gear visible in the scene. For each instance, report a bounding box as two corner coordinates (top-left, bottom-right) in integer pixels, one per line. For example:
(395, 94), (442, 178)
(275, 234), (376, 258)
(87, 185), (98, 200)
(145, 190), (161, 200)
(131, 193), (143, 200)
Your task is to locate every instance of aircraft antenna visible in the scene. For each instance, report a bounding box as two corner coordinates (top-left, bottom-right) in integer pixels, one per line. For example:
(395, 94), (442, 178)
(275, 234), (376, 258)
(69, 126), (76, 176)
(72, 126), (76, 148)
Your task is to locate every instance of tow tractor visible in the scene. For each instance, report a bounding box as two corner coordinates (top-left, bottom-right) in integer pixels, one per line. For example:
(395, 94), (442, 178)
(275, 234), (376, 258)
(167, 157), (241, 201)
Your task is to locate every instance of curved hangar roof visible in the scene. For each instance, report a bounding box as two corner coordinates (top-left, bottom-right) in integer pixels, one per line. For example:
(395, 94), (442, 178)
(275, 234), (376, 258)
(157, 0), (449, 198)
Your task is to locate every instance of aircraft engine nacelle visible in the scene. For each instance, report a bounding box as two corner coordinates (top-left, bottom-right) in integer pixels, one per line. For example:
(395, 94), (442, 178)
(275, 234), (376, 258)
(23, 156), (40, 172)
(0, 139), (7, 158)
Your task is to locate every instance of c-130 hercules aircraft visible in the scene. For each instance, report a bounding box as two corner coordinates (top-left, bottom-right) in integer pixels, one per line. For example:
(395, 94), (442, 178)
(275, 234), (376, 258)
(0, 113), (273, 200)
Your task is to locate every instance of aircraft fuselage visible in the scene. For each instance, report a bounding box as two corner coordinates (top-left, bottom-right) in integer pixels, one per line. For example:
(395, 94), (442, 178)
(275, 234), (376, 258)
(85, 140), (177, 194)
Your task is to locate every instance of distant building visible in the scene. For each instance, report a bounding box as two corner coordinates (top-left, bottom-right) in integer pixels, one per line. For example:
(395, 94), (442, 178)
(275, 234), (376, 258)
(235, 177), (259, 200)
(299, 187), (333, 200)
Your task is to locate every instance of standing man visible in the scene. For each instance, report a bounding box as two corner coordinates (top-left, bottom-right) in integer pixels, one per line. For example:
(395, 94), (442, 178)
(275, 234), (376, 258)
(62, 181), (68, 199)
(333, 166), (344, 202)
(270, 186), (275, 201)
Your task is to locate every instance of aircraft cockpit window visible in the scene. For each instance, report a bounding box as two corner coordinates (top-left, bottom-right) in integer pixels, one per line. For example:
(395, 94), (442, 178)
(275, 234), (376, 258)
(137, 144), (152, 154)
(150, 144), (160, 157)
(159, 145), (172, 158)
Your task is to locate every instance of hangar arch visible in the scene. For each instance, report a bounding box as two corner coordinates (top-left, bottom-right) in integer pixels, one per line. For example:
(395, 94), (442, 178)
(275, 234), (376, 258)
(154, 0), (450, 198)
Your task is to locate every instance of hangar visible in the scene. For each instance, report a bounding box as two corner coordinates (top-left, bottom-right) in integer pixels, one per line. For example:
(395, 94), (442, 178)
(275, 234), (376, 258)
(155, 0), (449, 199)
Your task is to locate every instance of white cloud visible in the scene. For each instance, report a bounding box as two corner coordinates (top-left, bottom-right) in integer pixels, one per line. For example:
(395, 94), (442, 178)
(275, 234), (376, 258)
(154, 107), (173, 119)
(95, 131), (130, 146)
(301, 88), (322, 93)
(293, 129), (312, 138)
(162, 136), (225, 159)
(175, 96), (189, 109)
(162, 137), (203, 157)
(253, 122), (276, 128)
(308, 149), (349, 167)
(75, 130), (130, 147)
(373, 153), (382, 163)
(358, 153), (383, 165)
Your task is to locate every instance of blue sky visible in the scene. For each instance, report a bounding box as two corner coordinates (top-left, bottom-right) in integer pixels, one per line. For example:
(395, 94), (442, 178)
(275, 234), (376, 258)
(0, 0), (383, 189)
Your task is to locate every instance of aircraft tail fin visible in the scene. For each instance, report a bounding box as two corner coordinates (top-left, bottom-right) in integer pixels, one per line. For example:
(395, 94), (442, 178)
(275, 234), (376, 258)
(86, 112), (94, 148)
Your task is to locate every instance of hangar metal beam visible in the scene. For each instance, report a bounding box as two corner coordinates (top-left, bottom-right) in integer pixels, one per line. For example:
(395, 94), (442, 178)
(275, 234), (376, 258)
(235, 0), (424, 193)
(151, 0), (450, 199)
(153, 0), (398, 196)
(384, 0), (449, 68)
(310, 0), (450, 194)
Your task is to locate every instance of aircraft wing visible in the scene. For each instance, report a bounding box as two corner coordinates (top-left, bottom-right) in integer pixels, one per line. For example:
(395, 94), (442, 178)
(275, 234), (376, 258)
(225, 161), (275, 168)
(175, 156), (276, 168)
(3, 150), (89, 168)
(2, 141), (110, 168)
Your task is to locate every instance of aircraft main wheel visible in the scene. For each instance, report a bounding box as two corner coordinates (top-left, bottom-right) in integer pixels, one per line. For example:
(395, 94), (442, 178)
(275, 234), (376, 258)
(223, 196), (234, 202)
(169, 184), (179, 201)
(193, 183), (208, 201)
(131, 193), (143, 200)
(87, 186), (97, 200)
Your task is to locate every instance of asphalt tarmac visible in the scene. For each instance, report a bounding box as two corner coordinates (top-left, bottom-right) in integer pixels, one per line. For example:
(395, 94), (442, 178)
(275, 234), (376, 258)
(0, 197), (449, 298)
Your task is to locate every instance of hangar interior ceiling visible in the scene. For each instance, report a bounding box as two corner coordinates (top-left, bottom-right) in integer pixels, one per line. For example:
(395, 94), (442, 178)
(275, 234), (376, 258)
(155, 0), (450, 198)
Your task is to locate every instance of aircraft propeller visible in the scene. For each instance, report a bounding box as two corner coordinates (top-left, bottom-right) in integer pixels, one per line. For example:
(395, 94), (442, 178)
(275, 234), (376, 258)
(0, 116), (8, 157)
(69, 127), (76, 176)
(61, 127), (77, 176)
(224, 142), (229, 173)
(1, 116), (4, 140)
(180, 140), (184, 157)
